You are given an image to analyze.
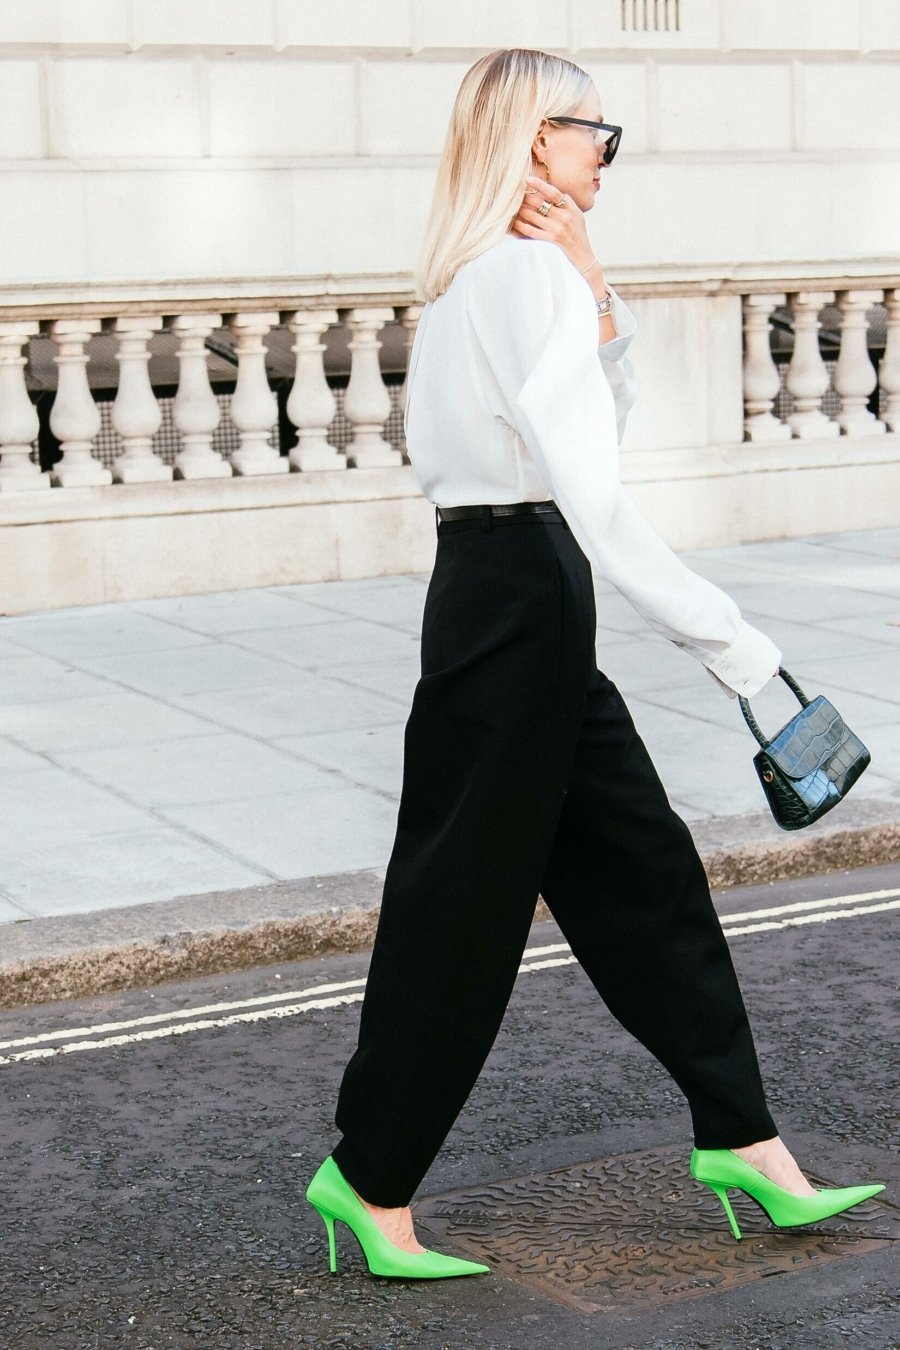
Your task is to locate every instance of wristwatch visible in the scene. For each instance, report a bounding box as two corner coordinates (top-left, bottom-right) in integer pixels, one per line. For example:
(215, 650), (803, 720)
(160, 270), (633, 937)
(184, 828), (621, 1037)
(595, 290), (613, 318)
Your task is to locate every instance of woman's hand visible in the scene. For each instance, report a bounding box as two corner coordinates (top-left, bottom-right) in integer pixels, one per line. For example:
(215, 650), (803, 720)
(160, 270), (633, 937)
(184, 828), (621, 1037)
(512, 175), (615, 344)
(511, 176), (600, 280)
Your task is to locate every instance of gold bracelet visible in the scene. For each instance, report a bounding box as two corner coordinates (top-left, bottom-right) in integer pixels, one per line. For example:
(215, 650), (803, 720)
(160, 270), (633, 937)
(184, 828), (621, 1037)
(580, 257), (600, 276)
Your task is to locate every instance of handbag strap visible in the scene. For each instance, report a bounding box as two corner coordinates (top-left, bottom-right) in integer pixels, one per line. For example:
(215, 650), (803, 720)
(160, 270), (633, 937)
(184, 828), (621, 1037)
(737, 666), (811, 748)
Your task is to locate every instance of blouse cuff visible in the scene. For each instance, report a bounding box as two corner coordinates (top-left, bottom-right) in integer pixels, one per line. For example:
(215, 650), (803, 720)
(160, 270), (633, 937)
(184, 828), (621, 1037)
(704, 619), (782, 699)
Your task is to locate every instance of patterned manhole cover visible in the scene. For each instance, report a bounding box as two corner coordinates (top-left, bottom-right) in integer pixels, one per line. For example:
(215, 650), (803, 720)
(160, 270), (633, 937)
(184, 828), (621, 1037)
(414, 1144), (896, 1314)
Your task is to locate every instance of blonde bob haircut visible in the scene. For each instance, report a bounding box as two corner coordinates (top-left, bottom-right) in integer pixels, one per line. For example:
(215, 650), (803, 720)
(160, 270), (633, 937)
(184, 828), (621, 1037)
(415, 48), (592, 302)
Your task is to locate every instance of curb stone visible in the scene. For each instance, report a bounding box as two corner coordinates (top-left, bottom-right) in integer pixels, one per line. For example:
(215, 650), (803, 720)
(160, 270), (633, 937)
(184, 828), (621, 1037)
(1, 799), (898, 1009)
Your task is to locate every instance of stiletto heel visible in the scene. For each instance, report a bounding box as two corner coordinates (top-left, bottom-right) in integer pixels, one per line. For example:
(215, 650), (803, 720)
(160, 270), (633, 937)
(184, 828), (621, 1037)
(708, 1183), (742, 1240)
(305, 1155), (490, 1280)
(310, 1203), (338, 1273)
(691, 1148), (885, 1242)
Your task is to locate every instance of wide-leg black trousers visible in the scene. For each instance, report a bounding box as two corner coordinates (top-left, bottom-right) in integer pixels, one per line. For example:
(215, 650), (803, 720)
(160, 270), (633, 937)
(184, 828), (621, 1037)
(332, 508), (776, 1207)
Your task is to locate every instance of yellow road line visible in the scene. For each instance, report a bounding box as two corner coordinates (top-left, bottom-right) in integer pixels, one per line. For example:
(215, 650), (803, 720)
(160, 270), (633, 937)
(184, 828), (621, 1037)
(0, 895), (896, 1065)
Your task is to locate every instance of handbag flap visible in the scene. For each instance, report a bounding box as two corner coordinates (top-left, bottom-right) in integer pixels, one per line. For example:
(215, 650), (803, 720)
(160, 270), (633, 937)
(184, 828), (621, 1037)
(762, 696), (848, 780)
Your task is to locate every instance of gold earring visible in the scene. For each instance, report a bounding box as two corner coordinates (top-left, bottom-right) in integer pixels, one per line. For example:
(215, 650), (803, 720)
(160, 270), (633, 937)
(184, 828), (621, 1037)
(544, 161), (551, 182)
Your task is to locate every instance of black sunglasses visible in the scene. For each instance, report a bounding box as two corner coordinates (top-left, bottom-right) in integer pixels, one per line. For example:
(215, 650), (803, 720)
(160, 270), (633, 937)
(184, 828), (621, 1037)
(546, 117), (622, 166)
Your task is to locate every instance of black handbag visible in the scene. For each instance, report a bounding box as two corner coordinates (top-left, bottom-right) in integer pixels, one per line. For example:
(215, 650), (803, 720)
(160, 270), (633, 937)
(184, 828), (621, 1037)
(738, 667), (871, 831)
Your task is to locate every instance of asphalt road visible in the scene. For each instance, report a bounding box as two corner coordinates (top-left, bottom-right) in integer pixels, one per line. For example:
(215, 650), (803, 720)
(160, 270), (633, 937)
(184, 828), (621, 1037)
(0, 861), (898, 1350)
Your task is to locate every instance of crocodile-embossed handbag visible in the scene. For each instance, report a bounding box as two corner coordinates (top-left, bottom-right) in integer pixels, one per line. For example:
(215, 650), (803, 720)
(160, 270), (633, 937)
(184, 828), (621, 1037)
(738, 668), (870, 831)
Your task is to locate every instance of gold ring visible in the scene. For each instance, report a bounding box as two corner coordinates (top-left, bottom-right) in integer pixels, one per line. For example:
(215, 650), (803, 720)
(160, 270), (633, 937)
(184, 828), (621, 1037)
(554, 194), (569, 207)
(537, 199), (552, 217)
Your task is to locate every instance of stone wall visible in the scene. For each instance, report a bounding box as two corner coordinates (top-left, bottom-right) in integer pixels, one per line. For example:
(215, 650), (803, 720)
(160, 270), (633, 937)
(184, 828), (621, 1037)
(1, 0), (898, 290)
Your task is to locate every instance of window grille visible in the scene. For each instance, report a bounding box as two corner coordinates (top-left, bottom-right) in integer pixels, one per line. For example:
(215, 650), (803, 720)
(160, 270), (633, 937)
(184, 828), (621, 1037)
(621, 0), (680, 33)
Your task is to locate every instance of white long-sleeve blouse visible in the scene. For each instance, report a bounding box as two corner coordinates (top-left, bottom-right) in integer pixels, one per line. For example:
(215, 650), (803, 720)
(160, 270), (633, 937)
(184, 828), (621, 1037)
(403, 234), (781, 699)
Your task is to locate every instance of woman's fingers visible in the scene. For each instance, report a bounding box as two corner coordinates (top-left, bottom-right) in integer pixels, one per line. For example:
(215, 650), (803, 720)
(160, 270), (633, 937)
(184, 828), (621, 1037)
(513, 200), (574, 243)
(524, 175), (569, 209)
(509, 217), (542, 237)
(516, 202), (560, 225)
(518, 179), (579, 236)
(516, 185), (569, 226)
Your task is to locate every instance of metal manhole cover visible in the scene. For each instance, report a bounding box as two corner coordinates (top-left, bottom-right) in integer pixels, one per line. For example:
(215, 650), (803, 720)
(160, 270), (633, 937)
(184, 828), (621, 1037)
(414, 1144), (896, 1314)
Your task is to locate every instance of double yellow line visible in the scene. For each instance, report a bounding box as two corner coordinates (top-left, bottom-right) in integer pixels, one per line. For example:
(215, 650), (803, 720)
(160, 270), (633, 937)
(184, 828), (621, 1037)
(1, 887), (897, 1066)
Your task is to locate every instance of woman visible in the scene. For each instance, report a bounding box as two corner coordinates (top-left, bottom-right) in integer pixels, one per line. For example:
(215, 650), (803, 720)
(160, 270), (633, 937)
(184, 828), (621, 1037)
(305, 48), (883, 1279)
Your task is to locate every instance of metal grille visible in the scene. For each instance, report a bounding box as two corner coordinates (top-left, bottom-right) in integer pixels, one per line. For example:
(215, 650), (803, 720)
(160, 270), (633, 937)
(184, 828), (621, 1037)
(87, 393), (277, 471)
(770, 303), (888, 423)
(771, 362), (889, 423)
(415, 1144), (897, 1316)
(30, 380), (409, 471)
(621, 0), (680, 32)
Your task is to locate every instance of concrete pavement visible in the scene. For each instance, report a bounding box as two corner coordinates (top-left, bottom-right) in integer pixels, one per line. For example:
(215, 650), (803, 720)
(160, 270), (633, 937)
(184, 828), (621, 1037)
(1, 524), (898, 1003)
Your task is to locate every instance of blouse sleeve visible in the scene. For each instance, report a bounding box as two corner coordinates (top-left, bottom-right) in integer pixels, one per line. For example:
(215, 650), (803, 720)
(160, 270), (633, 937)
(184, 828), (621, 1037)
(598, 285), (637, 445)
(464, 240), (781, 699)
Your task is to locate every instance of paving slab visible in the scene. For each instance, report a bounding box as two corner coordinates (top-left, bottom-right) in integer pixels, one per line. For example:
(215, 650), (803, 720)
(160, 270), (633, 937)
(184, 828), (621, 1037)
(0, 766), (155, 845)
(274, 723), (407, 795)
(132, 588), (349, 634)
(324, 654), (422, 702)
(227, 617), (421, 671)
(53, 732), (341, 808)
(0, 825), (270, 919)
(0, 737), (47, 773)
(0, 654), (111, 704)
(0, 689), (221, 753)
(1, 608), (209, 659)
(157, 780), (401, 878)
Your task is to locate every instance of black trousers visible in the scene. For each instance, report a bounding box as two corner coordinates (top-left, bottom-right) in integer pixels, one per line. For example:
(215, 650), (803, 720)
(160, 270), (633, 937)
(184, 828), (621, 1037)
(332, 508), (776, 1207)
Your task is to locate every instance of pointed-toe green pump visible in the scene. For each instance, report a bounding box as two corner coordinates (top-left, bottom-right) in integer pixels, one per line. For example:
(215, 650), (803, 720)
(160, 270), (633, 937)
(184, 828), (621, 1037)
(306, 1155), (490, 1279)
(691, 1148), (885, 1241)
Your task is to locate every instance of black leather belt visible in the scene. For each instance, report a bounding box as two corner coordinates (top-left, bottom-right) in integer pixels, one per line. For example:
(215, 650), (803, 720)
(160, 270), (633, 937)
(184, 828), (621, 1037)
(436, 500), (562, 522)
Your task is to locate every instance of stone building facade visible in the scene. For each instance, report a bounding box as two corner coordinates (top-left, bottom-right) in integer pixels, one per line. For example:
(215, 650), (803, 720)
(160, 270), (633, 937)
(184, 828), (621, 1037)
(0, 0), (898, 610)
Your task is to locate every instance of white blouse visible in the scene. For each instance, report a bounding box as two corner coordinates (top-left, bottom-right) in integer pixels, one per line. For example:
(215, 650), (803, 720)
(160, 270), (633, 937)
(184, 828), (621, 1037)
(403, 234), (781, 699)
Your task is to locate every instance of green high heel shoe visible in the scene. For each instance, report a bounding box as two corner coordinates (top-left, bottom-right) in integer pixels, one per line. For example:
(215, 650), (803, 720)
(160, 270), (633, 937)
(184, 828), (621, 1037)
(691, 1148), (885, 1241)
(306, 1155), (490, 1279)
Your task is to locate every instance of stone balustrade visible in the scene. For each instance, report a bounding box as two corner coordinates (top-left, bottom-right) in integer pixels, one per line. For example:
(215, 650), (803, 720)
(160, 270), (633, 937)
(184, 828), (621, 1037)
(0, 280), (896, 497)
(0, 297), (424, 494)
(0, 273), (897, 613)
(742, 288), (898, 443)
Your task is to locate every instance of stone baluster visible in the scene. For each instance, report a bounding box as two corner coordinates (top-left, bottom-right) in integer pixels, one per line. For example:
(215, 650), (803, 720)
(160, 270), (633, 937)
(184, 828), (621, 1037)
(741, 293), (791, 442)
(227, 311), (287, 476)
(343, 307), (403, 468)
(879, 288), (900, 433)
(171, 313), (231, 480)
(0, 321), (46, 492)
(48, 319), (110, 486)
(833, 289), (885, 436)
(398, 303), (424, 458)
(396, 303), (423, 461)
(111, 316), (171, 482)
(285, 307), (343, 471)
(784, 292), (839, 439)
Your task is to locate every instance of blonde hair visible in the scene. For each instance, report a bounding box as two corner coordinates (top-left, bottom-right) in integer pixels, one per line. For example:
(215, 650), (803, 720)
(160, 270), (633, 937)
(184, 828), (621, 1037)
(415, 48), (592, 302)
